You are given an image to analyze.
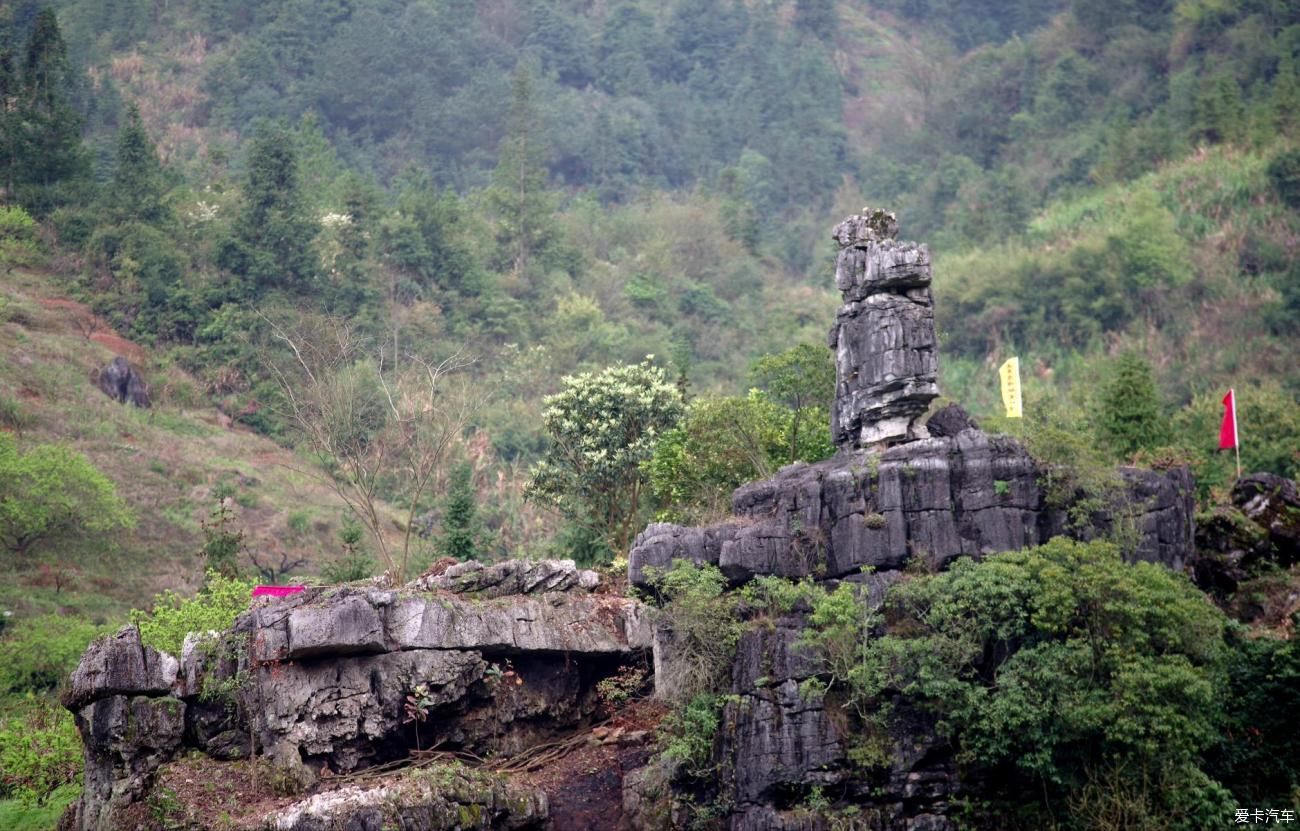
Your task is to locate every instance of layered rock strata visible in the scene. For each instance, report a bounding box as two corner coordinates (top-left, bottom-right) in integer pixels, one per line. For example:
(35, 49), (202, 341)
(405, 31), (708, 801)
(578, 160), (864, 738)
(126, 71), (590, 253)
(630, 421), (1195, 590)
(829, 209), (938, 447)
(61, 560), (649, 831)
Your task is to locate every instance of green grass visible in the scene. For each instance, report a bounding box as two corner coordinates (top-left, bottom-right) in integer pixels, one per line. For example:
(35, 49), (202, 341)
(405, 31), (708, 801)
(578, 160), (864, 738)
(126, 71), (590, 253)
(0, 784), (79, 831)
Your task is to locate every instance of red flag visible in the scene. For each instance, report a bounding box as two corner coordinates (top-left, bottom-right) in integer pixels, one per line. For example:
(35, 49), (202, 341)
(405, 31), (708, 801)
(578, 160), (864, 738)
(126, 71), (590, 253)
(1218, 389), (1238, 450)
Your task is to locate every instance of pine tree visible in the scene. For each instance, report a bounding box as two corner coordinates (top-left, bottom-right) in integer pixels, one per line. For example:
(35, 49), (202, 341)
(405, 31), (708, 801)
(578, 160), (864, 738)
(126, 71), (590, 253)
(438, 461), (485, 561)
(5, 9), (88, 213)
(487, 64), (559, 281)
(217, 121), (316, 298)
(0, 48), (17, 199)
(1096, 352), (1166, 458)
(1272, 50), (1300, 136)
(106, 104), (169, 226)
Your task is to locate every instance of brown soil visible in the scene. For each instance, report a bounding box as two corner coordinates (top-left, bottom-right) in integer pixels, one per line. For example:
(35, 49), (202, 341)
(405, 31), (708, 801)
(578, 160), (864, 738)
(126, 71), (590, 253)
(34, 295), (150, 361)
(514, 698), (669, 831)
(129, 755), (310, 830)
(89, 330), (148, 363)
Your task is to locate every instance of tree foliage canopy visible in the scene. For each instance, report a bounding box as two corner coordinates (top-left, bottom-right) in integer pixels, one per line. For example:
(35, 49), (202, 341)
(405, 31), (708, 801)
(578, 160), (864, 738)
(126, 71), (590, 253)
(0, 431), (133, 560)
(804, 538), (1233, 828)
(527, 358), (684, 557)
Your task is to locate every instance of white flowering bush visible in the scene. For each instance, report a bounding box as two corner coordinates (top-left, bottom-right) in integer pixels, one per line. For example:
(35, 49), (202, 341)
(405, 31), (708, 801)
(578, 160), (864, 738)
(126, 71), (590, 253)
(526, 358), (684, 559)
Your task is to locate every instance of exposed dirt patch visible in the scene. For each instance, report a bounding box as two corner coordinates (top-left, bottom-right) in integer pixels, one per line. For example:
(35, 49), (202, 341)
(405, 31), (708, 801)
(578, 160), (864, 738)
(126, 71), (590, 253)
(136, 755), (312, 830)
(33, 295), (149, 361)
(515, 698), (668, 830)
(89, 331), (149, 363)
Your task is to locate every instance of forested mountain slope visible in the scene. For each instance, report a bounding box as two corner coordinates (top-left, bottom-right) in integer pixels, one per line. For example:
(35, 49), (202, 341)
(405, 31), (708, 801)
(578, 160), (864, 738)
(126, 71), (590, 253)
(0, 0), (1293, 590)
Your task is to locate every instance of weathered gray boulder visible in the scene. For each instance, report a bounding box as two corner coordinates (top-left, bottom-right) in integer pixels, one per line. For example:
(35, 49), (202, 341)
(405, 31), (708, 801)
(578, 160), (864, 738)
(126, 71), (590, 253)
(627, 522), (737, 587)
(261, 765), (547, 830)
(924, 402), (979, 438)
(630, 432), (1196, 590)
(1194, 473), (1300, 596)
(70, 695), (186, 831)
(714, 614), (958, 831)
(63, 625), (178, 711)
(831, 208), (899, 247)
(95, 356), (151, 408)
(252, 649), (485, 775)
(385, 591), (652, 653)
(63, 567), (656, 831)
(1233, 472), (1300, 562)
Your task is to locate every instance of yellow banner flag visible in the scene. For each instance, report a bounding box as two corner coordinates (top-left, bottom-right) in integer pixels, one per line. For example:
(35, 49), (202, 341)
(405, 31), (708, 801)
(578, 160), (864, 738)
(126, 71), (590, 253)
(999, 357), (1023, 418)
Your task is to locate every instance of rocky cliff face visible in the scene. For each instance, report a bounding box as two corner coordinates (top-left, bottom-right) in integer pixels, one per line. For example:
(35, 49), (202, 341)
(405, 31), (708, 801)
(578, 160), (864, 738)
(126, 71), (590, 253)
(60, 559), (651, 831)
(625, 213), (1197, 830)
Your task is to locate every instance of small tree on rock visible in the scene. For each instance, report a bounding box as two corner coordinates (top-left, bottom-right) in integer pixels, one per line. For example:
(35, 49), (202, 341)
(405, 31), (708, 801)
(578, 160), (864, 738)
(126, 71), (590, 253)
(751, 342), (836, 464)
(1095, 351), (1165, 459)
(437, 460), (489, 561)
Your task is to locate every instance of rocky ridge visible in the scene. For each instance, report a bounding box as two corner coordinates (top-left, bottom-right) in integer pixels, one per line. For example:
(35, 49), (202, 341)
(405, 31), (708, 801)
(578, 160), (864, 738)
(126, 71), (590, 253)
(624, 211), (1197, 830)
(60, 559), (649, 831)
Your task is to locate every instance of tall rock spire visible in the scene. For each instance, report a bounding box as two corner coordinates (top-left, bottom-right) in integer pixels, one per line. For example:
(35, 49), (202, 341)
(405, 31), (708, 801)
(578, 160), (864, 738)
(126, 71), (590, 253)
(827, 208), (939, 447)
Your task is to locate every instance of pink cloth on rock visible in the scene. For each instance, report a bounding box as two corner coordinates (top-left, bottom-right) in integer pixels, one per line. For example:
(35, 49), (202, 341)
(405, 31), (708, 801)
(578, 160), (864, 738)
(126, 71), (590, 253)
(251, 585), (305, 598)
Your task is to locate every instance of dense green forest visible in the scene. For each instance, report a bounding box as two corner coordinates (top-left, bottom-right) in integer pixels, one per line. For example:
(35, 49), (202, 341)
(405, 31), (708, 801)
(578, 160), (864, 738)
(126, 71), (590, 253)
(1, 0), (1298, 826)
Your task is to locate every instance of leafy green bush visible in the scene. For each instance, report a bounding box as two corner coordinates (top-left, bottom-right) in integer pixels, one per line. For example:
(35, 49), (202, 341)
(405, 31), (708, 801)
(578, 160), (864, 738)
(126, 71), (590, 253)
(646, 392), (788, 522)
(0, 783), (80, 831)
(0, 615), (108, 696)
(129, 570), (254, 656)
(1207, 627), (1300, 808)
(803, 538), (1233, 829)
(1266, 148), (1300, 210)
(0, 395), (32, 436)
(739, 574), (826, 616)
(0, 205), (41, 268)
(0, 700), (81, 804)
(647, 560), (741, 700)
(659, 693), (723, 779)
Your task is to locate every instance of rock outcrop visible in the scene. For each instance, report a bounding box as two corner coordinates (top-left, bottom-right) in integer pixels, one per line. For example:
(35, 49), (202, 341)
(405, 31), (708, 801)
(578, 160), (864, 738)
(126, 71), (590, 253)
(1233, 472), (1300, 563)
(1194, 472), (1300, 600)
(631, 427), (1195, 590)
(61, 560), (649, 831)
(625, 212), (1198, 831)
(95, 356), (151, 408)
(64, 210), (1208, 831)
(829, 208), (937, 447)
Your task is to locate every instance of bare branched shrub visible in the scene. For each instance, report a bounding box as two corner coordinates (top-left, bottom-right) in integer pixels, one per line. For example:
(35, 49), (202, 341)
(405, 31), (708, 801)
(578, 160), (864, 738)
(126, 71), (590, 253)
(263, 314), (485, 582)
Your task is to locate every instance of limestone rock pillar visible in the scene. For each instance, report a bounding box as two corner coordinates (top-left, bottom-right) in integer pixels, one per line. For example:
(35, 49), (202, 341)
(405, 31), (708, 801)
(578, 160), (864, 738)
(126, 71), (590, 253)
(828, 208), (939, 447)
